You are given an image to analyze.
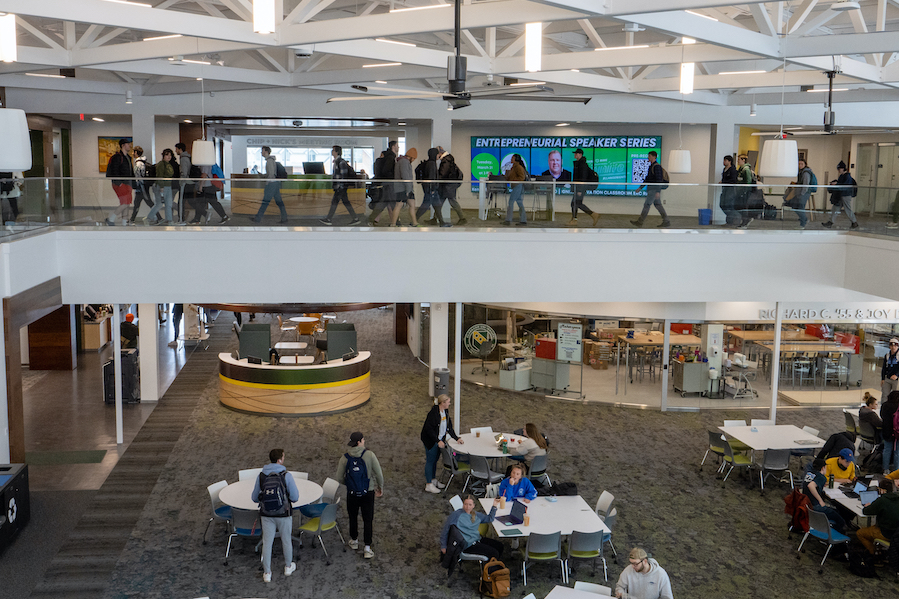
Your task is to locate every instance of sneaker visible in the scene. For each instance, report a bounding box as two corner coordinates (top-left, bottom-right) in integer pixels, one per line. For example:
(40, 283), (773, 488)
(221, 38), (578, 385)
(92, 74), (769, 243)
(850, 222), (859, 230)
(349, 218), (361, 225)
(348, 539), (359, 550)
(737, 218), (754, 230)
(657, 221), (671, 228)
(591, 213), (601, 227)
(821, 221), (833, 229)
(247, 216), (261, 223)
(458, 218), (468, 225)
(221, 215), (231, 224)
(105, 218), (115, 226)
(630, 219), (643, 228)
(425, 483), (440, 494)
(440, 223), (452, 227)
(566, 218), (578, 227)
(503, 221), (512, 226)
(797, 223), (806, 229)
(168, 340), (178, 347)
(319, 218), (333, 225)
(432, 479), (446, 489)
(886, 222), (899, 229)
(284, 562), (296, 576)
(516, 222), (527, 227)
(363, 547), (374, 559)
(263, 572), (272, 583)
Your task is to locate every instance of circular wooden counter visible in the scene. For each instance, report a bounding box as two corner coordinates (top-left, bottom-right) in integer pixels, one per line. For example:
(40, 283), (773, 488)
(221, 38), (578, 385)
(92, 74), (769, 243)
(219, 351), (371, 416)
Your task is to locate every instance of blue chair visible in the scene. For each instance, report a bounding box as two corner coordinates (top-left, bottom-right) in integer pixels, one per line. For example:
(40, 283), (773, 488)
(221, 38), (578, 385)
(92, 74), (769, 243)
(797, 509), (850, 572)
(223, 507), (262, 566)
(203, 480), (231, 545)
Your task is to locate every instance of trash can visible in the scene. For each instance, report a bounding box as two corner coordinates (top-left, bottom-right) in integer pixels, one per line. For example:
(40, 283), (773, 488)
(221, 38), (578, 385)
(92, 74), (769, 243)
(698, 208), (712, 225)
(433, 367), (450, 396)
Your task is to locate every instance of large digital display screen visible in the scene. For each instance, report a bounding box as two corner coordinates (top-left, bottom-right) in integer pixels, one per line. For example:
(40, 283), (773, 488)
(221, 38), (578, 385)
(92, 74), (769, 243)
(470, 135), (662, 196)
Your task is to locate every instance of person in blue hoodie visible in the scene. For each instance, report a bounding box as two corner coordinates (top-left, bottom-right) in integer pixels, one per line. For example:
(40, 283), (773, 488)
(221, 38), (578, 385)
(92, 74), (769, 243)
(251, 448), (299, 583)
(497, 463), (537, 503)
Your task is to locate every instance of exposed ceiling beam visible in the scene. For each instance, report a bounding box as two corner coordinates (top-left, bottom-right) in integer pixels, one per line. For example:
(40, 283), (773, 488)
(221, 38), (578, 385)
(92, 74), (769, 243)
(15, 17), (66, 51)
(72, 37), (257, 67)
(311, 39), (491, 72)
(787, 0), (818, 34)
(749, 3), (778, 37)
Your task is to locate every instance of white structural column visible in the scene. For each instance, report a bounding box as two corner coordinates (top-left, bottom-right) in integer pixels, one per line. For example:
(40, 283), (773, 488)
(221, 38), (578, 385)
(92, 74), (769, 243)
(454, 302), (462, 430)
(428, 302), (449, 397)
(0, 301), (8, 463)
(431, 112), (453, 151)
(138, 303), (159, 403)
(709, 121), (737, 224)
(112, 303), (124, 444)
(131, 111), (156, 164)
(770, 302), (782, 423)
(661, 320), (671, 411)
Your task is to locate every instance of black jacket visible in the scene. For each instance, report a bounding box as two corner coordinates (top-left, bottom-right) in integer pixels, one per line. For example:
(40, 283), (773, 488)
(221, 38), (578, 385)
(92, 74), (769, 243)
(883, 396), (899, 442)
(572, 156), (588, 183)
(883, 350), (899, 381)
(721, 164), (737, 185)
(106, 151), (134, 186)
(441, 524), (465, 575)
(438, 155), (462, 199)
(420, 405), (458, 450)
(816, 431), (856, 460)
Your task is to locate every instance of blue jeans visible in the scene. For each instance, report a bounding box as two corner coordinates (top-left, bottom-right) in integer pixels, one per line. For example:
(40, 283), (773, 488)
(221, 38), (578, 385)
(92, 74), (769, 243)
(789, 194), (810, 226)
(260, 515), (293, 574)
(147, 185), (173, 222)
(506, 184), (526, 223)
(425, 443), (441, 483)
(255, 181), (287, 221)
(811, 504), (847, 533)
(884, 440), (899, 473)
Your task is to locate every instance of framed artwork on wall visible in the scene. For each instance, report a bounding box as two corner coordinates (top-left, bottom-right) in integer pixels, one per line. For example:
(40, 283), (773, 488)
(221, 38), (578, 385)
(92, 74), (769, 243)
(798, 149), (808, 163)
(98, 136), (131, 173)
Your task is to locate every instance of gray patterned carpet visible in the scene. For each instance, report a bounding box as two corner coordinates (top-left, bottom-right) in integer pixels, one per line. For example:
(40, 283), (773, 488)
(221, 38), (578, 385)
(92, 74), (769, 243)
(81, 308), (894, 598)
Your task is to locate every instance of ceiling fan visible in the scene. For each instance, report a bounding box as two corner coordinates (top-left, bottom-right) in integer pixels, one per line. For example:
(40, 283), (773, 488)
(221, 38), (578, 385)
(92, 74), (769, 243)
(325, 0), (591, 109)
(753, 70), (895, 137)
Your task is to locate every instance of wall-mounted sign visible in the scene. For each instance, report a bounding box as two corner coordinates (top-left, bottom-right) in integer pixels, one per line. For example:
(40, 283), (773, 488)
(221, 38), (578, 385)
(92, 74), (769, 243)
(557, 322), (583, 363)
(759, 306), (899, 321)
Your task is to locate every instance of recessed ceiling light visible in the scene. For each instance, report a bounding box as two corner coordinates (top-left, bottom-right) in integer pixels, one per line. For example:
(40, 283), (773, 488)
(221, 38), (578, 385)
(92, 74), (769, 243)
(143, 34), (182, 42)
(594, 45), (649, 51)
(685, 10), (718, 21)
(719, 70), (766, 75)
(183, 119), (193, 123)
(389, 4), (451, 12)
(806, 88), (849, 92)
(556, 123), (569, 127)
(375, 38), (416, 47)
(92, 117), (105, 122)
(509, 81), (545, 86)
(398, 122), (406, 125)
(570, 69), (579, 72)
(375, 80), (387, 84)
(362, 62), (401, 68)
(25, 72), (66, 78)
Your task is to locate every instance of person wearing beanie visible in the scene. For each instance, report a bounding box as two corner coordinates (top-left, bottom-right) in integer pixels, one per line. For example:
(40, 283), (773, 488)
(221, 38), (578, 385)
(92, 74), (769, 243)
(822, 160), (859, 230)
(335, 432), (384, 559)
(120, 313), (139, 349)
(615, 547), (673, 599)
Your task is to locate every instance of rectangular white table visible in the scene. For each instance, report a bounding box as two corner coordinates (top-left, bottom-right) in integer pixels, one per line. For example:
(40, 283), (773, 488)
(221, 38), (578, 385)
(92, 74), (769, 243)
(545, 585), (608, 599)
(717, 424), (825, 451)
(823, 485), (875, 526)
(479, 495), (608, 538)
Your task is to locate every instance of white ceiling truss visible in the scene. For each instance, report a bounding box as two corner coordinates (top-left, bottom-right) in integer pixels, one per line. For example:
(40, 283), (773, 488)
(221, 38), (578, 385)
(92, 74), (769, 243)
(2, 0), (899, 108)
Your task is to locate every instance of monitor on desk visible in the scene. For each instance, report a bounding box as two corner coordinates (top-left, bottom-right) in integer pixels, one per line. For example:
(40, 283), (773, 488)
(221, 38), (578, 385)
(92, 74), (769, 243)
(303, 162), (325, 174)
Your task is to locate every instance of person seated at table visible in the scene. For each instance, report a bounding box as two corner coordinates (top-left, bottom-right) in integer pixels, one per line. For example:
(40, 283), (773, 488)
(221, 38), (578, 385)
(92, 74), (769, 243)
(802, 458), (847, 533)
(856, 479), (899, 555)
(816, 430), (857, 460)
(859, 392), (883, 440)
(440, 495), (503, 562)
(615, 547), (674, 599)
(825, 448), (856, 483)
(509, 423), (548, 465)
(498, 464), (537, 504)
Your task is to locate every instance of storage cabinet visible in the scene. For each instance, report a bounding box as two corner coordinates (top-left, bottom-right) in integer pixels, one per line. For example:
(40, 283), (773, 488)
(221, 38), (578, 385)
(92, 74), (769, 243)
(531, 358), (570, 392)
(672, 360), (709, 396)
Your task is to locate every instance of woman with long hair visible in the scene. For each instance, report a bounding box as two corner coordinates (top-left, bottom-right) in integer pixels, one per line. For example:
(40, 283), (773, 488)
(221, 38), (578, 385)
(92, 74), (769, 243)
(440, 495), (502, 560)
(420, 394), (463, 494)
(511, 422), (548, 465)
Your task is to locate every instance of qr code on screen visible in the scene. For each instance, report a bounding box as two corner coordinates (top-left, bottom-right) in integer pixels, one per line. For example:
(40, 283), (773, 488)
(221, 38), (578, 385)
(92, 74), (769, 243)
(631, 159), (650, 184)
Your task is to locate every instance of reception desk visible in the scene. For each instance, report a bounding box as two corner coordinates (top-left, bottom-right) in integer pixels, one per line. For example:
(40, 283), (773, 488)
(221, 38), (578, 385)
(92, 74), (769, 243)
(218, 351), (370, 416)
(230, 174), (366, 218)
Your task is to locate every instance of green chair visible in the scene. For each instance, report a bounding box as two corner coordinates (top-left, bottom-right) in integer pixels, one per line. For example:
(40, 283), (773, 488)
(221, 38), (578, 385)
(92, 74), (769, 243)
(566, 529), (605, 580)
(722, 420), (751, 454)
(296, 502), (345, 565)
(700, 430), (726, 472)
(521, 530), (567, 586)
(721, 439), (754, 484)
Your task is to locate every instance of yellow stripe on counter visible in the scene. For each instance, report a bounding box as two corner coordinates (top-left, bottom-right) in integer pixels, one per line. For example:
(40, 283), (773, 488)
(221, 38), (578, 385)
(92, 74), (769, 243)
(219, 371), (370, 391)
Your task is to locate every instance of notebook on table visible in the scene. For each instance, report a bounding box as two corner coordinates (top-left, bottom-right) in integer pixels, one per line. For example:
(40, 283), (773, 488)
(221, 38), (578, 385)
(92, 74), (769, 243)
(496, 500), (526, 525)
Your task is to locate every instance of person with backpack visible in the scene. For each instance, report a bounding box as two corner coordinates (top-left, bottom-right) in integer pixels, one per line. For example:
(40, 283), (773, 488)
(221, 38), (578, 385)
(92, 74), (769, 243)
(335, 431), (384, 559)
(569, 148), (600, 227)
(802, 457), (848, 534)
(0, 171), (23, 225)
(784, 158), (816, 229)
(128, 146), (153, 224)
(174, 143), (195, 221)
(882, 390), (899, 474)
(503, 153), (528, 226)
(718, 155), (740, 226)
(105, 138), (134, 226)
(415, 148), (448, 226)
(250, 448), (299, 583)
(145, 148), (175, 225)
(320, 145), (360, 225)
(190, 165), (230, 224)
(438, 151), (467, 225)
(440, 495), (502, 560)
(822, 160), (859, 230)
(615, 547), (674, 599)
(250, 145), (288, 224)
(631, 150), (670, 229)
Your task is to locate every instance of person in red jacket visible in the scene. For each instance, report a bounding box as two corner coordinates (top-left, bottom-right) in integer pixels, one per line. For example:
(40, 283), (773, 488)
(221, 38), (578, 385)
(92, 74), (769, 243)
(105, 139), (134, 226)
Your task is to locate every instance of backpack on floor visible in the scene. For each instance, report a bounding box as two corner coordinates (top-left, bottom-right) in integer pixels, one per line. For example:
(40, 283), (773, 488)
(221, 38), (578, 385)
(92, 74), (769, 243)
(550, 482), (578, 496)
(344, 449), (370, 496)
(848, 547), (878, 578)
(479, 558), (511, 598)
(257, 471), (290, 517)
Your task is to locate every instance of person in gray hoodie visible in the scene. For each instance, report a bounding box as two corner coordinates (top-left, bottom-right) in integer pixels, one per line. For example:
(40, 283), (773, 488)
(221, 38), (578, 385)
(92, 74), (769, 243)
(250, 448), (299, 583)
(616, 547), (674, 599)
(174, 143), (193, 222)
(335, 431), (384, 559)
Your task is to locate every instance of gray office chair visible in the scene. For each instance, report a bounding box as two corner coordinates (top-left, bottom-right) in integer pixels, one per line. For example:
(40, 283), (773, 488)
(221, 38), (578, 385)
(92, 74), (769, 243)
(760, 449), (794, 491)
(472, 343), (493, 375)
(521, 530), (567, 586)
(468, 455), (503, 495)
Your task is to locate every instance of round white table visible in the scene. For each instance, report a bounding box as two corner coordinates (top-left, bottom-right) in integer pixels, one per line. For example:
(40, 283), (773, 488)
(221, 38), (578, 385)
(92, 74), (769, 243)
(448, 432), (526, 458)
(218, 477), (323, 511)
(289, 316), (320, 324)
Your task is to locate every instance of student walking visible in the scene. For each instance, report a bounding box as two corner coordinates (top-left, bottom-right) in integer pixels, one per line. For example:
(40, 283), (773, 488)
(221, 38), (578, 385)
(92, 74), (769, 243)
(335, 431), (384, 559)
(631, 150), (669, 228)
(569, 148), (600, 227)
(251, 146), (288, 224)
(321, 145), (360, 225)
(821, 160), (859, 230)
(504, 153), (528, 226)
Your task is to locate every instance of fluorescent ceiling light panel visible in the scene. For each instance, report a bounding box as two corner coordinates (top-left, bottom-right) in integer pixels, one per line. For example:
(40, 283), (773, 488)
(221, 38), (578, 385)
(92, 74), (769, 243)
(685, 10), (718, 21)
(570, 69), (579, 72)
(253, 0), (276, 34)
(375, 80), (387, 84)
(375, 38), (416, 47)
(143, 34), (182, 42)
(92, 117), (105, 122)
(595, 45), (649, 51)
(682, 37), (696, 45)
(525, 22), (542, 73)
(390, 4), (451, 13)
(719, 70), (766, 75)
(509, 81), (545, 86)
(26, 72), (66, 78)
(806, 88), (848, 92)
(182, 59), (211, 65)
(555, 123), (569, 127)
(0, 13), (15, 63)
(183, 119), (192, 123)
(680, 62), (694, 94)
(362, 62), (401, 67)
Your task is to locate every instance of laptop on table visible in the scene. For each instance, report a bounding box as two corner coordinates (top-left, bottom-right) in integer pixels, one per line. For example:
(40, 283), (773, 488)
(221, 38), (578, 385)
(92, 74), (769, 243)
(496, 500), (527, 525)
(859, 490), (879, 506)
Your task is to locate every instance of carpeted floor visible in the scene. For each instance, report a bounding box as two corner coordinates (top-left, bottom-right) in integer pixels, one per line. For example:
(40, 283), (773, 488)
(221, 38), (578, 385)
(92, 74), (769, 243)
(28, 307), (891, 599)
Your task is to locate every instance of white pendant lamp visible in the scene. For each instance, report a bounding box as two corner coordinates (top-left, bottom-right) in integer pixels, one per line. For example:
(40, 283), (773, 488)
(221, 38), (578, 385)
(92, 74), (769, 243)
(192, 140), (215, 166)
(253, 0), (276, 34)
(0, 14), (16, 63)
(0, 109), (32, 170)
(760, 138), (798, 178)
(668, 149), (691, 174)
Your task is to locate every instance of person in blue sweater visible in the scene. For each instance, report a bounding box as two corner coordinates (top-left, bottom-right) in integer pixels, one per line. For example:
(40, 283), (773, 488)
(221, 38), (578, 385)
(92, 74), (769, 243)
(498, 463), (537, 503)
(440, 495), (503, 560)
(250, 448), (299, 583)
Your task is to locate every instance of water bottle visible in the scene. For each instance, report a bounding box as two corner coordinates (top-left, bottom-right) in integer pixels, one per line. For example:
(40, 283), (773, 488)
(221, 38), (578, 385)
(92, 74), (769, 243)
(828, 474), (835, 489)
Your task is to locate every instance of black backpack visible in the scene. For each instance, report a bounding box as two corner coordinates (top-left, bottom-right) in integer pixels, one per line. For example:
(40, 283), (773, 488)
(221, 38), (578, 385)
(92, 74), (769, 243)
(586, 166), (599, 191)
(848, 547), (878, 578)
(188, 164), (202, 180)
(344, 450), (370, 496)
(0, 172), (14, 194)
(275, 162), (288, 179)
(257, 471), (290, 517)
(145, 163), (157, 179)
